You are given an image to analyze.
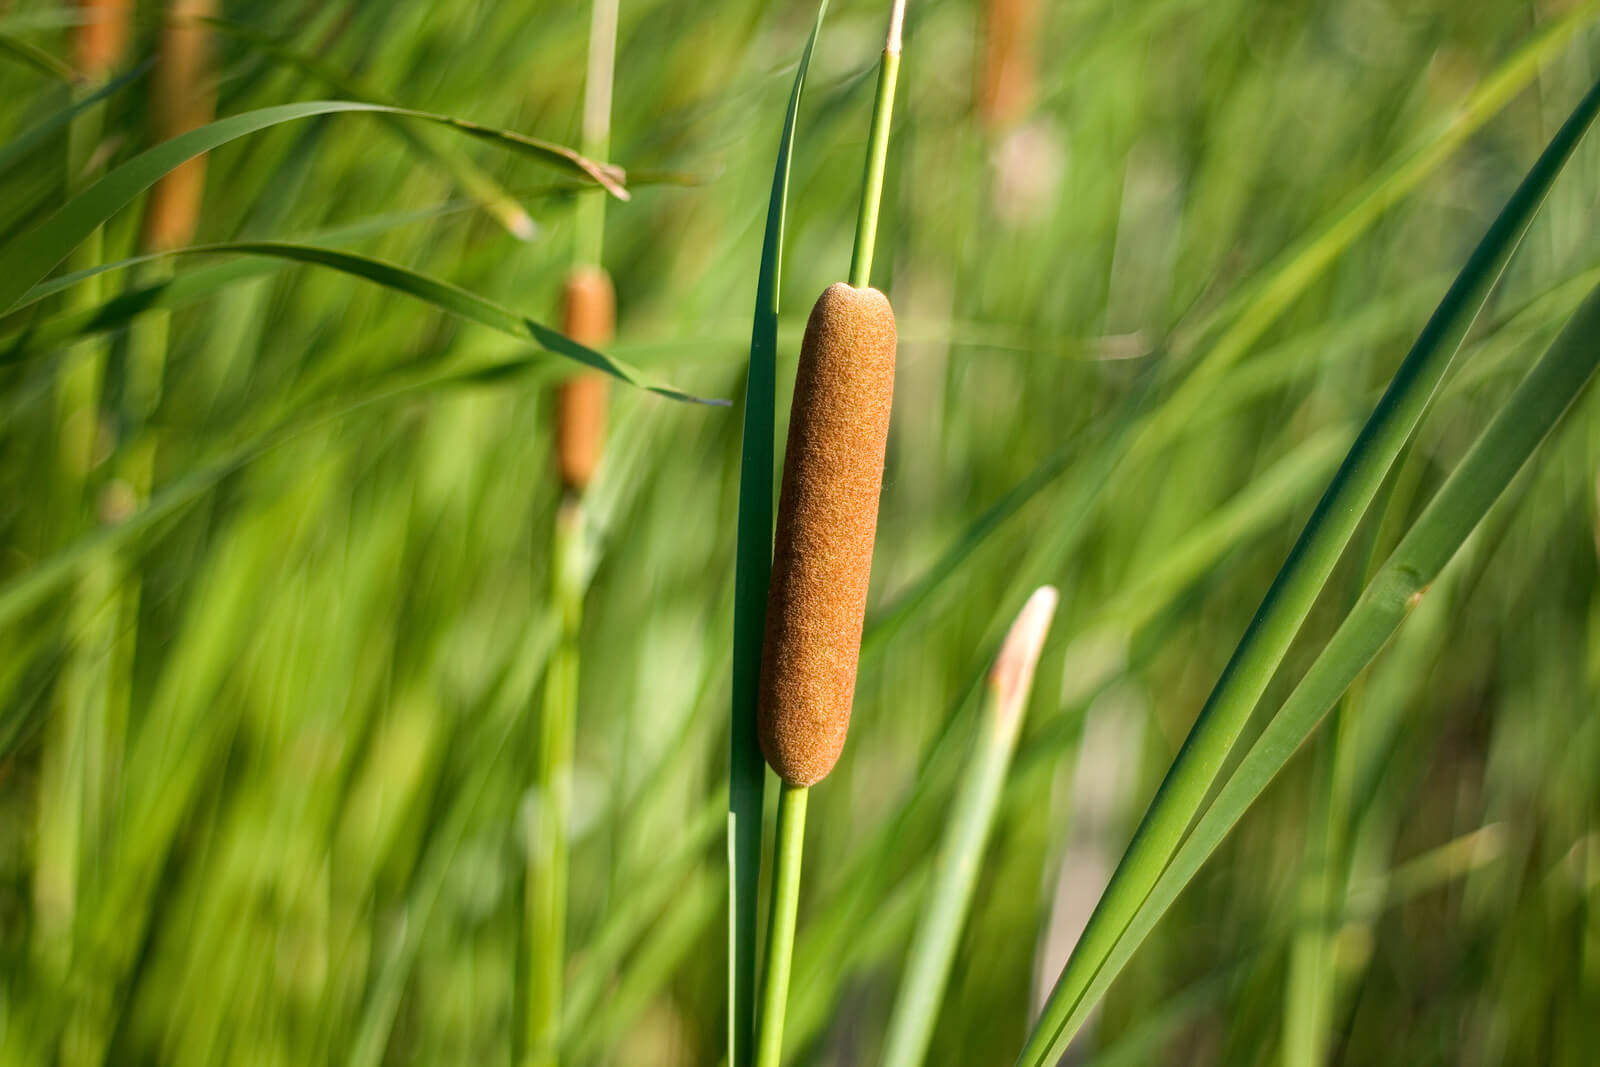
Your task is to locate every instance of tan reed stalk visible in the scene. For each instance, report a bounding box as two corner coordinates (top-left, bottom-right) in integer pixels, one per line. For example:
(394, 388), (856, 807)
(757, 282), (898, 787)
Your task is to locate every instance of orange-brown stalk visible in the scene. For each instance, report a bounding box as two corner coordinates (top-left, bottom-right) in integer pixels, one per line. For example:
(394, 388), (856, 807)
(142, 0), (217, 252)
(74, 0), (132, 82)
(555, 266), (616, 493)
(758, 283), (897, 786)
(976, 0), (1038, 130)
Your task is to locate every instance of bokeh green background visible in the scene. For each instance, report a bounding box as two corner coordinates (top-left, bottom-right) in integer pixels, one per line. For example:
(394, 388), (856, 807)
(2, 0), (1599, 1063)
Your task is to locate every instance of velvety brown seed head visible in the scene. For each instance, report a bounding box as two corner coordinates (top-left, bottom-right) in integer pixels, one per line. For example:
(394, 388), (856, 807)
(75, 0), (132, 82)
(556, 266), (616, 492)
(976, 0), (1038, 130)
(142, 0), (217, 252)
(758, 283), (897, 786)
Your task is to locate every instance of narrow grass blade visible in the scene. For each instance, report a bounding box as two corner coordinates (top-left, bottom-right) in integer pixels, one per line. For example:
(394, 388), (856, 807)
(196, 15), (538, 238)
(1018, 70), (1600, 1067)
(0, 64), (146, 179)
(2, 241), (714, 402)
(1044, 280), (1600, 1051)
(881, 587), (1059, 1067)
(0, 32), (79, 82)
(0, 99), (625, 313)
(727, 7), (827, 1065)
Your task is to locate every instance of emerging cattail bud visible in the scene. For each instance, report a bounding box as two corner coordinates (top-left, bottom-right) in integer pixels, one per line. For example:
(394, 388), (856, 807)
(75, 0), (132, 83)
(142, 0), (218, 252)
(976, 0), (1038, 131)
(758, 283), (897, 786)
(555, 266), (616, 493)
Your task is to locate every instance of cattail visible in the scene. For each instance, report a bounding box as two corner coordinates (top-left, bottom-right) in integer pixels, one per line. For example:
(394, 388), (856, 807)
(555, 266), (616, 493)
(758, 283), (897, 786)
(74, 0), (132, 83)
(976, 0), (1038, 130)
(142, 0), (217, 252)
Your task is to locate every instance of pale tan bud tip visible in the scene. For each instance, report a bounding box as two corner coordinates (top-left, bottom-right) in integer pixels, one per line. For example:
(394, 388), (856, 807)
(758, 283), (898, 786)
(556, 266), (616, 493)
(988, 586), (1059, 727)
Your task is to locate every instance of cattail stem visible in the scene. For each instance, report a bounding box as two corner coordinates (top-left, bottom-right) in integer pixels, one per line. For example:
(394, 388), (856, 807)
(574, 0), (618, 270)
(848, 0), (904, 289)
(526, 501), (585, 1067)
(754, 782), (809, 1067)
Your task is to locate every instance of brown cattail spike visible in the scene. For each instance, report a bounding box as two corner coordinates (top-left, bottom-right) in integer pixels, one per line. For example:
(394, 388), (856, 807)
(143, 0), (218, 252)
(555, 265), (616, 493)
(758, 283), (897, 786)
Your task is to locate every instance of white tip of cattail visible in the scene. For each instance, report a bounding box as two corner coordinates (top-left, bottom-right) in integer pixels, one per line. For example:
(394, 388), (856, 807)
(887, 0), (907, 55)
(507, 209), (538, 242)
(989, 586), (1059, 724)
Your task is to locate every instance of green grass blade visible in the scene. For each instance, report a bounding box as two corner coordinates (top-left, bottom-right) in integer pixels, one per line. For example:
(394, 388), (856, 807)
(0, 99), (625, 313)
(1046, 280), (1600, 1050)
(196, 16), (538, 238)
(0, 64), (144, 179)
(0, 32), (78, 83)
(3, 241), (714, 401)
(881, 587), (1058, 1067)
(729, 6), (827, 1064)
(1018, 70), (1600, 1067)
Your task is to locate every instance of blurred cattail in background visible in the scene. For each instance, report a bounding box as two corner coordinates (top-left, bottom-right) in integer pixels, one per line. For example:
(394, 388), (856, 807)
(758, 283), (897, 787)
(554, 266), (616, 494)
(976, 0), (1064, 227)
(141, 0), (217, 253)
(976, 0), (1037, 131)
(73, 0), (132, 83)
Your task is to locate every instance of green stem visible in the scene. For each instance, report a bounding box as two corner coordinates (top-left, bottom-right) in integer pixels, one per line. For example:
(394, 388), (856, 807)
(848, 0), (903, 289)
(525, 501), (584, 1067)
(755, 782), (809, 1067)
(574, 0), (617, 269)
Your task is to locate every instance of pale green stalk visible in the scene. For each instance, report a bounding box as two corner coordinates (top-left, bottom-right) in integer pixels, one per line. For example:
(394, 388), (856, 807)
(881, 587), (1058, 1067)
(524, 5), (617, 1062)
(525, 502), (585, 1067)
(34, 40), (125, 992)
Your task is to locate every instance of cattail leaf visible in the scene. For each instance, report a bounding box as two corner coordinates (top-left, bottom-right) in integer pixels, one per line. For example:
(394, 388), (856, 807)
(729, 4), (827, 1064)
(0, 99), (626, 314)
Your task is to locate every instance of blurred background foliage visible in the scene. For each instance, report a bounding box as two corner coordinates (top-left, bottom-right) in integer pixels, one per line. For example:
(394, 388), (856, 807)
(1, 0), (1598, 1064)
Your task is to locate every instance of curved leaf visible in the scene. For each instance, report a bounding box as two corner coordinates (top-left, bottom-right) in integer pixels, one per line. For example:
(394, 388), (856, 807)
(0, 99), (627, 314)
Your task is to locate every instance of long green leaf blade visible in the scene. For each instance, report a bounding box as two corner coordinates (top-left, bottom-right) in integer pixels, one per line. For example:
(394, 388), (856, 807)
(729, 6), (828, 1064)
(1049, 280), (1600, 1050)
(0, 99), (625, 313)
(1018, 69), (1600, 1067)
